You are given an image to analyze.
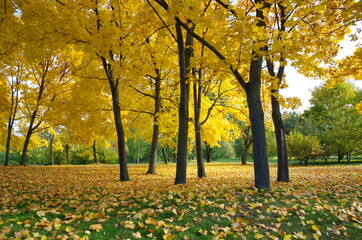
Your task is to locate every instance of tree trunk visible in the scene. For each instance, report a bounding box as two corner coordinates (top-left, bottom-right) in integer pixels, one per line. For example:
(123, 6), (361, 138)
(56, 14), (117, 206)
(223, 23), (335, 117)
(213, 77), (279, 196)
(162, 146), (168, 164)
(271, 94), (289, 182)
(346, 152), (351, 164)
(174, 22), (192, 185)
(65, 144), (70, 164)
(4, 119), (13, 166)
(147, 68), (161, 174)
(241, 126), (252, 165)
(50, 134), (55, 165)
(205, 142), (211, 162)
(241, 139), (252, 165)
(93, 140), (98, 163)
(137, 141), (140, 164)
(246, 53), (270, 189)
(264, 2), (289, 183)
(20, 112), (38, 166)
(173, 152), (177, 163)
(4, 66), (21, 166)
(101, 57), (129, 181)
(194, 82), (206, 178)
(338, 153), (343, 163)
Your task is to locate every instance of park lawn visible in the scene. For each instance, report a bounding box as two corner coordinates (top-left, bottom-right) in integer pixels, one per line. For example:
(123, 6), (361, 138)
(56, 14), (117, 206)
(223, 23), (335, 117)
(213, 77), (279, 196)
(0, 163), (361, 240)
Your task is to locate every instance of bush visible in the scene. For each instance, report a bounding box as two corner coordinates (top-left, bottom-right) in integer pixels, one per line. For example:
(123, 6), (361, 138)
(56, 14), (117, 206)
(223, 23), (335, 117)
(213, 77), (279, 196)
(287, 131), (324, 165)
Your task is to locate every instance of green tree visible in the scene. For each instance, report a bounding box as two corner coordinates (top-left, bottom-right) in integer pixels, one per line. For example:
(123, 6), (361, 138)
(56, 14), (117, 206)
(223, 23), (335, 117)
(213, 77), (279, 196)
(304, 83), (362, 163)
(287, 131), (324, 166)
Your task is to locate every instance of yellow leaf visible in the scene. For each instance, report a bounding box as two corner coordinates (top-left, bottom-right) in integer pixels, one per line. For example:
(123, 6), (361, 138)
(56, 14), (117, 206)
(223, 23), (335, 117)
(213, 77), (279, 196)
(311, 225), (320, 232)
(254, 233), (264, 239)
(163, 233), (174, 240)
(89, 224), (103, 232)
(283, 234), (292, 240)
(54, 222), (62, 229)
(312, 233), (319, 240)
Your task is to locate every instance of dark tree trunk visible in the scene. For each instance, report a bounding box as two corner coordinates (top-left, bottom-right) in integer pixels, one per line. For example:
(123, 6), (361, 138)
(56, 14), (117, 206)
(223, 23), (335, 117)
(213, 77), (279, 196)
(346, 152), (351, 164)
(93, 140), (98, 163)
(147, 68), (161, 174)
(20, 111), (39, 166)
(271, 94), (289, 182)
(65, 144), (70, 164)
(338, 153), (343, 163)
(241, 135), (252, 165)
(162, 146), (168, 164)
(205, 142), (211, 162)
(4, 119), (14, 166)
(50, 134), (55, 165)
(112, 87), (129, 181)
(266, 3), (289, 183)
(101, 57), (129, 181)
(173, 152), (177, 163)
(241, 126), (252, 165)
(193, 79), (206, 178)
(246, 51), (270, 189)
(174, 22), (192, 185)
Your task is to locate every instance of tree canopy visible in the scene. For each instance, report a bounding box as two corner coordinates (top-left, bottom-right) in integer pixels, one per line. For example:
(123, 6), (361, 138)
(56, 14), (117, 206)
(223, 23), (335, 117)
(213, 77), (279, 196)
(1, 0), (361, 188)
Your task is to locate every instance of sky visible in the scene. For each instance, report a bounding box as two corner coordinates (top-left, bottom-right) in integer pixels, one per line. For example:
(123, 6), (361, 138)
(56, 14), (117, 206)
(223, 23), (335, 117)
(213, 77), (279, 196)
(280, 34), (362, 113)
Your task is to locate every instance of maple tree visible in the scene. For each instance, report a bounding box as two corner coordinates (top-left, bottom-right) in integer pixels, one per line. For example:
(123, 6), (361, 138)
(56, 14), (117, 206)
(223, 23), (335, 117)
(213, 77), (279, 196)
(149, 0), (272, 188)
(17, 53), (75, 166)
(1, 0), (361, 190)
(1, 61), (22, 166)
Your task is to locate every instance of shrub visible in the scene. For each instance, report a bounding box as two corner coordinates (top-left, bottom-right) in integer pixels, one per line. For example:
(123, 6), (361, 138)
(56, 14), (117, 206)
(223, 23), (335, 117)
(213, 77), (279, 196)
(287, 131), (324, 165)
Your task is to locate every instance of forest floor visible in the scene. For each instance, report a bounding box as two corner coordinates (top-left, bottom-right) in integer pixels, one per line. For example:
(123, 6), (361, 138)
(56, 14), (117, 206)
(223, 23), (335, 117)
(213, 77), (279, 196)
(0, 163), (361, 240)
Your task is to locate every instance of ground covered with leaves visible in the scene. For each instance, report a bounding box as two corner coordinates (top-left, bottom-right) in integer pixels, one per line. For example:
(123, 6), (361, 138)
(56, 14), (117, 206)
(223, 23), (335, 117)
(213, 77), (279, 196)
(0, 163), (361, 240)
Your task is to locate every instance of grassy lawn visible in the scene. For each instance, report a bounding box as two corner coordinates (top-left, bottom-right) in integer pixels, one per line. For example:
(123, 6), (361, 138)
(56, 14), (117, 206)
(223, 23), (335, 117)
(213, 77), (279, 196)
(0, 163), (361, 239)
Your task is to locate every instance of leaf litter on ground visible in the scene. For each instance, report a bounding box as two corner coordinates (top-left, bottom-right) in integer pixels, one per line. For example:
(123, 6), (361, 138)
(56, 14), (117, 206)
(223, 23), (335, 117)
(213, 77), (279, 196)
(0, 163), (361, 239)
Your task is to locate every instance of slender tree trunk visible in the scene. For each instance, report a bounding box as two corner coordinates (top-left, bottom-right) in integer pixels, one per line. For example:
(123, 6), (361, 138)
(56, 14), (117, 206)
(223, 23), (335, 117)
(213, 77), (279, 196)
(194, 82), (206, 178)
(50, 134), (55, 165)
(5, 66), (21, 166)
(162, 146), (168, 164)
(241, 126), (252, 165)
(147, 69), (161, 174)
(112, 90), (129, 181)
(266, 3), (289, 183)
(173, 152), (177, 163)
(65, 144), (69, 164)
(338, 153), (343, 163)
(174, 22), (192, 185)
(101, 57), (129, 181)
(93, 140), (98, 163)
(346, 152), (351, 164)
(205, 142), (211, 162)
(246, 51), (270, 189)
(241, 138), (252, 165)
(137, 141), (140, 164)
(4, 119), (14, 166)
(20, 112), (38, 166)
(271, 93), (289, 182)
